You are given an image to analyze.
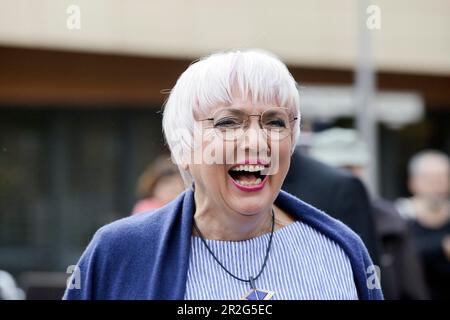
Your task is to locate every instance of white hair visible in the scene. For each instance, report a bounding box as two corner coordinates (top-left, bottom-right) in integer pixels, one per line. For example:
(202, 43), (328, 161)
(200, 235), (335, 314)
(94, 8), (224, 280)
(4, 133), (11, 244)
(162, 49), (301, 186)
(408, 149), (450, 177)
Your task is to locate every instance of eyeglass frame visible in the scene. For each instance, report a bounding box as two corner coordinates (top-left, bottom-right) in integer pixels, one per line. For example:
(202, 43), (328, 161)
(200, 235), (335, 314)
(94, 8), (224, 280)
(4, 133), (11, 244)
(197, 106), (299, 141)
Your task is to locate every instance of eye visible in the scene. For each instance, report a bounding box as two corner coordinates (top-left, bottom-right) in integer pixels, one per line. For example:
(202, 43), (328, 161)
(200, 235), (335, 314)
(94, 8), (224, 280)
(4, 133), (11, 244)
(265, 119), (287, 128)
(214, 117), (241, 128)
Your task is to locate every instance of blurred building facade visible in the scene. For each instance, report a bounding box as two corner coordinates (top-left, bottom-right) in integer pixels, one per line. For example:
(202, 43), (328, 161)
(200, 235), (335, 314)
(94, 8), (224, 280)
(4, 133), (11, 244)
(0, 0), (449, 282)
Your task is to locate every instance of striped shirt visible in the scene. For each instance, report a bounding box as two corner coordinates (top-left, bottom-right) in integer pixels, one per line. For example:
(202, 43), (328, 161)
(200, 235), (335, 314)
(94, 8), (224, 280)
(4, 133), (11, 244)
(184, 221), (359, 300)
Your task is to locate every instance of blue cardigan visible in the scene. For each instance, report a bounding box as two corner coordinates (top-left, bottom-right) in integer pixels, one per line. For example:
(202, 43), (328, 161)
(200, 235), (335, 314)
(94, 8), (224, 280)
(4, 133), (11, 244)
(63, 188), (383, 300)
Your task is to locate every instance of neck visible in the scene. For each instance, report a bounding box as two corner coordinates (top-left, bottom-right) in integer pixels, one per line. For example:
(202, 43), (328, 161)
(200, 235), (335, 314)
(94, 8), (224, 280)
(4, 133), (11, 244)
(193, 194), (273, 241)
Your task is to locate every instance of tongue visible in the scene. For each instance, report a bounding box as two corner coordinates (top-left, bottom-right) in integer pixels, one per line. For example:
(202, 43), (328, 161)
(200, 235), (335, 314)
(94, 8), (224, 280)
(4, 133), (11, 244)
(233, 172), (257, 182)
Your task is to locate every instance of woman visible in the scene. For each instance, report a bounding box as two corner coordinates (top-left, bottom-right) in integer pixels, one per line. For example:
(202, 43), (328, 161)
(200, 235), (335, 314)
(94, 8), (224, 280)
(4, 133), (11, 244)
(132, 154), (185, 214)
(64, 49), (382, 300)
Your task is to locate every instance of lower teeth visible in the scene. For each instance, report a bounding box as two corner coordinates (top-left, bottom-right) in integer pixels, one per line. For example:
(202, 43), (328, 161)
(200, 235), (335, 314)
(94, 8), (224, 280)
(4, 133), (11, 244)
(237, 178), (262, 186)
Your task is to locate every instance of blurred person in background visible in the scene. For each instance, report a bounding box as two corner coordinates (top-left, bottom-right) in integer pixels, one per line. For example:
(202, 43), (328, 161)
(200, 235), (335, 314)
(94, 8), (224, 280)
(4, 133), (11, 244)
(64, 50), (382, 300)
(396, 150), (450, 299)
(132, 154), (185, 214)
(310, 127), (429, 300)
(283, 147), (380, 266)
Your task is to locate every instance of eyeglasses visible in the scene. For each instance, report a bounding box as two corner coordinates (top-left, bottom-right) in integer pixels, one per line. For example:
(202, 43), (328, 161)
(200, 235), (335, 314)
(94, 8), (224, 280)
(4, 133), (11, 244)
(198, 107), (298, 141)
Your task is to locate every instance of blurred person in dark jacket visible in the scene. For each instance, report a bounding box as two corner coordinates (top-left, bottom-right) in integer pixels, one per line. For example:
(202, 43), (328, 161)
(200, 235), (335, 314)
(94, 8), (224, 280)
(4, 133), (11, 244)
(283, 148), (380, 266)
(396, 150), (450, 299)
(305, 128), (429, 300)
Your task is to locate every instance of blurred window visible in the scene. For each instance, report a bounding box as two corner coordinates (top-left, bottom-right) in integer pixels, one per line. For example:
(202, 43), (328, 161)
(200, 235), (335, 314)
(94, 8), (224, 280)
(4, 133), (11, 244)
(0, 108), (163, 273)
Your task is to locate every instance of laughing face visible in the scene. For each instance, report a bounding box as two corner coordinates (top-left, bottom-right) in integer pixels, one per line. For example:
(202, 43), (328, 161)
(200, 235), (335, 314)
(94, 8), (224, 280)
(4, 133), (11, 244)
(188, 96), (294, 217)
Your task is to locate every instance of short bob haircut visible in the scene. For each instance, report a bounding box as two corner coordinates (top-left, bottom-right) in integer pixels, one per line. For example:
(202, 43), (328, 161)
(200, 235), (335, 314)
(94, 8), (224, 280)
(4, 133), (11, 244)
(162, 49), (301, 186)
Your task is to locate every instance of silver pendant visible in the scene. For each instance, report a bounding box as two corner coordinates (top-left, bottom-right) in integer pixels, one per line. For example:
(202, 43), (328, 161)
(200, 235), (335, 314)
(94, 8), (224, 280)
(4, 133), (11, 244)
(241, 288), (275, 300)
(241, 277), (274, 300)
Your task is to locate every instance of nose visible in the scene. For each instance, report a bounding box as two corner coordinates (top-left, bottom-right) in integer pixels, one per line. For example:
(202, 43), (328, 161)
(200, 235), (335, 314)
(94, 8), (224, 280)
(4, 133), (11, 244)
(239, 117), (269, 153)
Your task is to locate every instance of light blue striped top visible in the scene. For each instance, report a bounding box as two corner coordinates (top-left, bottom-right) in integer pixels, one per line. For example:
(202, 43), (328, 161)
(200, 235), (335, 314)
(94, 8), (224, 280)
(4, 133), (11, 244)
(184, 221), (359, 300)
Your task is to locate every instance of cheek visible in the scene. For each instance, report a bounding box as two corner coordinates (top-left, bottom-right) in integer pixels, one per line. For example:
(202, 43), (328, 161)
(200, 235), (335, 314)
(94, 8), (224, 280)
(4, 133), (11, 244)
(278, 149), (291, 176)
(437, 177), (450, 192)
(268, 138), (292, 174)
(201, 133), (234, 165)
(190, 164), (223, 190)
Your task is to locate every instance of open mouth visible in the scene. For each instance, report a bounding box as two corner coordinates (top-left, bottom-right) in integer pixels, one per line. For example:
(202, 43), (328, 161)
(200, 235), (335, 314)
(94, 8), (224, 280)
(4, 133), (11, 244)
(228, 164), (268, 187)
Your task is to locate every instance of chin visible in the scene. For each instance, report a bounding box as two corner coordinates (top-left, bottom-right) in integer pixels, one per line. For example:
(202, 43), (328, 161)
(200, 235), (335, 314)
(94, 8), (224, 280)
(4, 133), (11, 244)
(230, 198), (271, 216)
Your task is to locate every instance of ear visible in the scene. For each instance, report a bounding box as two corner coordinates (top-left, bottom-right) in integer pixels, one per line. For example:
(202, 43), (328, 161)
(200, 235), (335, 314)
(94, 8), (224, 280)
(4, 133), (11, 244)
(180, 151), (190, 171)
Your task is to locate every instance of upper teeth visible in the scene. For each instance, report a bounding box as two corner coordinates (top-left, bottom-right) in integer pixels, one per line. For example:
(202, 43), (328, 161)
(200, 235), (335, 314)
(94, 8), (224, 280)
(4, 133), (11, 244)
(230, 164), (265, 172)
